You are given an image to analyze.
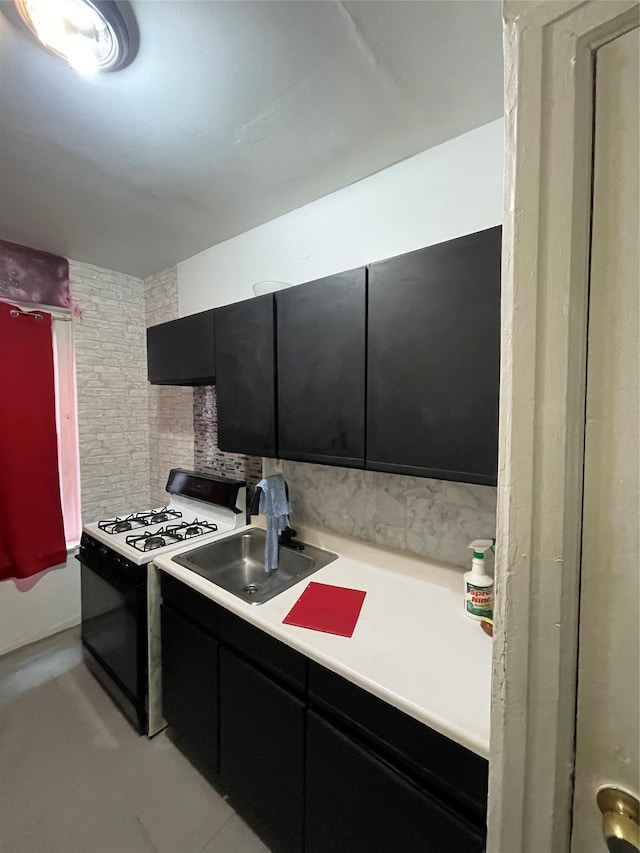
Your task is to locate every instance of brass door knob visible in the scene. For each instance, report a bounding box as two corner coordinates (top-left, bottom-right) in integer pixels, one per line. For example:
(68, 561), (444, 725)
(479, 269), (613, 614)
(597, 786), (640, 852)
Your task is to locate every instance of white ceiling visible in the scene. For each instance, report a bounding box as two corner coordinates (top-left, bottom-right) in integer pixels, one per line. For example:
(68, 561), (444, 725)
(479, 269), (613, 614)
(0, 1), (503, 279)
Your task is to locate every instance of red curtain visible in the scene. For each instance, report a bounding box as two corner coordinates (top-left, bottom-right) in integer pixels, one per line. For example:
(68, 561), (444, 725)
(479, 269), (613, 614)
(0, 302), (67, 579)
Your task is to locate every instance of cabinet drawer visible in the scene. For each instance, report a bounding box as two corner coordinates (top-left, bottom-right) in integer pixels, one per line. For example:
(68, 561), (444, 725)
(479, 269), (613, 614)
(218, 608), (306, 694)
(306, 711), (485, 853)
(160, 573), (220, 636)
(308, 662), (488, 823)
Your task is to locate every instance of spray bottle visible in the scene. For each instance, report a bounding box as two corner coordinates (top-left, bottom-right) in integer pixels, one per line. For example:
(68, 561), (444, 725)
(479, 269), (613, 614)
(464, 539), (494, 621)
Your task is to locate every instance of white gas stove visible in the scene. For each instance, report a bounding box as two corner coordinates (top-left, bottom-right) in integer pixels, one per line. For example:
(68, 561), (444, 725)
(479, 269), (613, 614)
(83, 469), (247, 565)
(78, 468), (248, 736)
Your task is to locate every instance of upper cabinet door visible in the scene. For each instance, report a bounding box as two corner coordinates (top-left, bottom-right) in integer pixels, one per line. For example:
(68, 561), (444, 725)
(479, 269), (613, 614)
(215, 295), (277, 457)
(277, 269), (366, 467)
(147, 310), (215, 385)
(367, 227), (501, 485)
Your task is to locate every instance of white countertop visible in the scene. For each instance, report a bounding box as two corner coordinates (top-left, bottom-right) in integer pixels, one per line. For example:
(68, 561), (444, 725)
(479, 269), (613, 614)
(153, 523), (492, 759)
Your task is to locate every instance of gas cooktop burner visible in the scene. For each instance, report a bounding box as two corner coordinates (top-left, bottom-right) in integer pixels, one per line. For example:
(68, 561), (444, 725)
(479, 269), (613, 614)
(124, 519), (219, 552)
(166, 519), (219, 538)
(99, 508), (182, 535)
(126, 528), (183, 552)
(99, 513), (146, 534)
(137, 507), (182, 525)
(146, 511), (170, 524)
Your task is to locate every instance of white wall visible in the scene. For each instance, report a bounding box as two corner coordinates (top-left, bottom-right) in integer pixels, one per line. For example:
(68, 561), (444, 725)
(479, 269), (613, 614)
(178, 119), (503, 313)
(0, 558), (80, 655)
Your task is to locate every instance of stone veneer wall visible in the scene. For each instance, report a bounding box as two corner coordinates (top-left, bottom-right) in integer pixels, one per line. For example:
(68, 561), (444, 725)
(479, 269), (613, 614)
(71, 260), (151, 521)
(144, 267), (194, 506)
(193, 386), (263, 486)
(275, 460), (497, 570)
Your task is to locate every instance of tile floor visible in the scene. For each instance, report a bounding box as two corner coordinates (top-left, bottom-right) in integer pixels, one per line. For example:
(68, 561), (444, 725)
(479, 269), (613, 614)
(0, 628), (270, 853)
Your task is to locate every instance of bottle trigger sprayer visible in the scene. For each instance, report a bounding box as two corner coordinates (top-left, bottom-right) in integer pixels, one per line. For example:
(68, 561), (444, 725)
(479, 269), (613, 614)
(464, 539), (494, 621)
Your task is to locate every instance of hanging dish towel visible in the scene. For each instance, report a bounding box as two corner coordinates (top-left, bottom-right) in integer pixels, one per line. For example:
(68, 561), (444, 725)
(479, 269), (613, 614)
(257, 474), (290, 571)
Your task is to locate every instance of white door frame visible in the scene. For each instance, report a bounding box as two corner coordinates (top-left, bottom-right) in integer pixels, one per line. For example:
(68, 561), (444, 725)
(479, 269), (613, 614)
(489, 3), (640, 852)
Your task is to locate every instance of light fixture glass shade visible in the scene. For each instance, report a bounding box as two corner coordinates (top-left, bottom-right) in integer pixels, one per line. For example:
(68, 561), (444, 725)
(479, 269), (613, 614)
(14, 0), (128, 73)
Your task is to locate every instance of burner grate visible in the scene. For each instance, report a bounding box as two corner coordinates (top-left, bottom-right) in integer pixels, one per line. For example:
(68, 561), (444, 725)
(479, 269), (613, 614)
(125, 528), (184, 552)
(124, 518), (219, 552)
(140, 508), (182, 525)
(99, 513), (147, 535)
(166, 519), (219, 538)
(98, 507), (183, 534)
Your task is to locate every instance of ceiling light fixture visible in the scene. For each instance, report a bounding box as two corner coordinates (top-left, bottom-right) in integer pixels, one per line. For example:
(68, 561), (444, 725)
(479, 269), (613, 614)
(14, 0), (132, 75)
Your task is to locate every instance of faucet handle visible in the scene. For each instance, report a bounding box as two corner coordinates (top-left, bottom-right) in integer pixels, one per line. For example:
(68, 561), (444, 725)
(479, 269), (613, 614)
(280, 526), (304, 550)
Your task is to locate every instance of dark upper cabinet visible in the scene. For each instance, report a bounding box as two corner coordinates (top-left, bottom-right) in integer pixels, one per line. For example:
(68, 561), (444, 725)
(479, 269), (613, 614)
(367, 226), (501, 485)
(276, 268), (366, 467)
(147, 310), (215, 385)
(214, 295), (276, 457)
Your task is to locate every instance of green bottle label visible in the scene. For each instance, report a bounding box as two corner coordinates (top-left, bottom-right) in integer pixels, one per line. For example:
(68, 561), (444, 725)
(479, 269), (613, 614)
(465, 582), (493, 617)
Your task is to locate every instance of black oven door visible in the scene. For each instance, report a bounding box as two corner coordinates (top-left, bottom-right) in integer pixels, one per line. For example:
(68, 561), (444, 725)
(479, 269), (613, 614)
(78, 545), (147, 732)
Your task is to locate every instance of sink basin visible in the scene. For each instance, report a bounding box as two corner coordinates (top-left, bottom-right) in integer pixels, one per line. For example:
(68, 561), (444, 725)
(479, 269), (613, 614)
(171, 528), (338, 605)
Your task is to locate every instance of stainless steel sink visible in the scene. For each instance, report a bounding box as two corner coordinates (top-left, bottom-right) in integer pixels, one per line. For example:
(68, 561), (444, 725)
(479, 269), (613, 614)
(171, 528), (338, 605)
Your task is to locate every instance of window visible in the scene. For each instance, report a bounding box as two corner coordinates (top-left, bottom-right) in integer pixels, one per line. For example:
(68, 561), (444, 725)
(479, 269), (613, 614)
(52, 310), (82, 548)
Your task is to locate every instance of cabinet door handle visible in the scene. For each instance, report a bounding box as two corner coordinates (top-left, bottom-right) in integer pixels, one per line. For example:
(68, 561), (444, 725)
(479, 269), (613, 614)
(597, 786), (640, 851)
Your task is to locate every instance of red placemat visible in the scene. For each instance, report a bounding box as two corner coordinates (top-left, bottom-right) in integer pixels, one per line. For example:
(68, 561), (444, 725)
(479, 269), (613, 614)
(282, 581), (366, 637)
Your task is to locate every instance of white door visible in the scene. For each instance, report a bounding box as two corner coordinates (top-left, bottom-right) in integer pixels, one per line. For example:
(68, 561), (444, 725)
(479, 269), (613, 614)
(571, 26), (640, 853)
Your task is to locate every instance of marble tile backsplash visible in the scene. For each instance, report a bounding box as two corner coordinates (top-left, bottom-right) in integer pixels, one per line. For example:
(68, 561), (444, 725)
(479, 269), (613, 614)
(277, 460), (497, 569)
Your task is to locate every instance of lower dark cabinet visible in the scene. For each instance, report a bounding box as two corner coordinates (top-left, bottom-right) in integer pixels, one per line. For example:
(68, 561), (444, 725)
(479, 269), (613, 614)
(160, 603), (219, 779)
(219, 646), (305, 853)
(160, 575), (488, 853)
(308, 662), (488, 824)
(305, 711), (485, 853)
(219, 608), (307, 694)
